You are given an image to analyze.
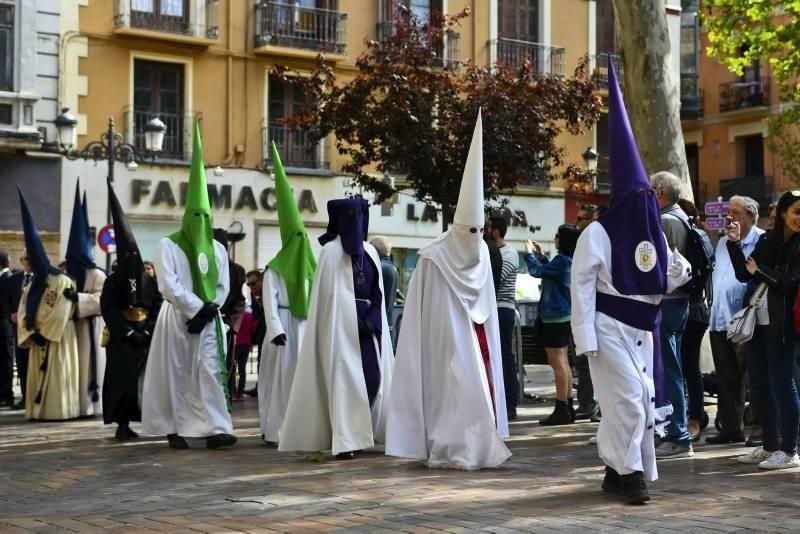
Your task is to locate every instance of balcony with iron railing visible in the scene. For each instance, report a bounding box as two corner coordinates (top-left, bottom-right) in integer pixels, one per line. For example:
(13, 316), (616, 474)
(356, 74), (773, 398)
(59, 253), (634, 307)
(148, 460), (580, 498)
(588, 53), (623, 91)
(375, 22), (460, 70)
(489, 38), (565, 76)
(262, 123), (329, 171)
(595, 156), (611, 193)
(719, 175), (773, 210)
(719, 78), (771, 113)
(255, 1), (348, 57)
(124, 108), (201, 162)
(113, 0), (220, 44)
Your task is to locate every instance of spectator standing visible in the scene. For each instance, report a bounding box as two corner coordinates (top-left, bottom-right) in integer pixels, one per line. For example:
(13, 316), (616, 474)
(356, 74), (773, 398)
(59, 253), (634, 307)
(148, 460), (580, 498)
(489, 216), (519, 420)
(575, 205), (597, 231)
(524, 225), (580, 425)
(706, 196), (763, 445)
(245, 270), (265, 397)
(370, 236), (399, 347)
(7, 253), (32, 409)
(650, 171), (693, 458)
(573, 205), (599, 421)
(0, 251), (14, 409)
(726, 190), (800, 469)
(232, 307), (255, 401)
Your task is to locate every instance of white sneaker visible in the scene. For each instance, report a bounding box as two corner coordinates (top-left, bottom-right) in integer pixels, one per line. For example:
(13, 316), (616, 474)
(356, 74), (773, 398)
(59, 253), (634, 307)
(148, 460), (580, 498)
(758, 451), (800, 470)
(737, 446), (773, 464)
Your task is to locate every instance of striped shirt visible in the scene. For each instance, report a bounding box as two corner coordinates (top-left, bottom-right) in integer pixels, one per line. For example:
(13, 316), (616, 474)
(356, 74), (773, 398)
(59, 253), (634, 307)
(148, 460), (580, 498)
(497, 244), (518, 309)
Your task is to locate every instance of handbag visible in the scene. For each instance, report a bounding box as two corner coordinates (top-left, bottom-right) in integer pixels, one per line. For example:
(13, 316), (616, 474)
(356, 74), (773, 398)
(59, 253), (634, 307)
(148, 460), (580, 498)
(727, 284), (768, 345)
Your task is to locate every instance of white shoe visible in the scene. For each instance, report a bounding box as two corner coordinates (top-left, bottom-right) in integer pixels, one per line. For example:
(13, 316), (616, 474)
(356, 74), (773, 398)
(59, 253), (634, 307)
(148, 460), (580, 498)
(736, 446), (773, 464)
(758, 450), (800, 470)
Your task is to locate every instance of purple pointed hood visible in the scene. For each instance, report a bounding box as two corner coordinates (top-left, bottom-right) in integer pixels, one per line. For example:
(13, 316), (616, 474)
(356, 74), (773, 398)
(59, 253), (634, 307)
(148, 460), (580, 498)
(318, 198), (369, 256)
(597, 57), (667, 296)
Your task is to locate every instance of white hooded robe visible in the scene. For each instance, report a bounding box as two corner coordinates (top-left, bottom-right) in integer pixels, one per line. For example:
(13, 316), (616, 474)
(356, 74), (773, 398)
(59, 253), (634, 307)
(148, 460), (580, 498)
(75, 267), (106, 416)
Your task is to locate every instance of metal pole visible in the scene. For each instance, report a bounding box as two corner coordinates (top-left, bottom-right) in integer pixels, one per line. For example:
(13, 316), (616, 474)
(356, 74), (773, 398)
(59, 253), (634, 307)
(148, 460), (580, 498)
(106, 117), (114, 272)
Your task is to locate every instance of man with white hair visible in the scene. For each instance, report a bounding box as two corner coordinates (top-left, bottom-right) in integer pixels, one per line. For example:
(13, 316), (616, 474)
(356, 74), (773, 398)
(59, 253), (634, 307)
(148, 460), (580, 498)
(706, 195), (764, 445)
(650, 171), (694, 459)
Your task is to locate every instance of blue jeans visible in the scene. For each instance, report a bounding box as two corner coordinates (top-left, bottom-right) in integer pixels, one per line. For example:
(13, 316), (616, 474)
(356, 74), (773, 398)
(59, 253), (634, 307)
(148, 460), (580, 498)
(661, 298), (690, 444)
(747, 327), (800, 454)
(497, 307), (519, 410)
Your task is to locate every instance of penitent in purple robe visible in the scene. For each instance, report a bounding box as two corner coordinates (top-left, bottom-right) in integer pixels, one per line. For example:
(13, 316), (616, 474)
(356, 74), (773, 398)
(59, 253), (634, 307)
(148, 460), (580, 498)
(352, 253), (383, 406)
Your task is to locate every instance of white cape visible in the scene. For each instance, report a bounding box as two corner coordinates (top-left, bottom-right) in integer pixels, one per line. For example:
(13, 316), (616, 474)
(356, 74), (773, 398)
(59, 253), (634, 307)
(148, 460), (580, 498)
(258, 269), (305, 443)
(571, 222), (691, 481)
(386, 255), (510, 470)
(75, 267), (107, 416)
(142, 239), (233, 438)
(279, 238), (394, 455)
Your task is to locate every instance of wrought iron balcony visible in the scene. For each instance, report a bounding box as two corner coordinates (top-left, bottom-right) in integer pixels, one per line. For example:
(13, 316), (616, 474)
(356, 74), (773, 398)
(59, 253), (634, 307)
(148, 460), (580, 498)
(588, 53), (623, 91)
(595, 157), (611, 193)
(375, 22), (460, 70)
(263, 123), (328, 170)
(255, 1), (348, 55)
(719, 78), (770, 113)
(124, 108), (200, 161)
(489, 38), (565, 76)
(114, 0), (220, 40)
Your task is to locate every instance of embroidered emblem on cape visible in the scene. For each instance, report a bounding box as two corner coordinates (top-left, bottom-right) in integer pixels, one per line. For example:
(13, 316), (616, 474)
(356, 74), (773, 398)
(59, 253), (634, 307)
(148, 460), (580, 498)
(45, 289), (58, 307)
(635, 241), (657, 273)
(128, 278), (137, 294)
(198, 252), (209, 274)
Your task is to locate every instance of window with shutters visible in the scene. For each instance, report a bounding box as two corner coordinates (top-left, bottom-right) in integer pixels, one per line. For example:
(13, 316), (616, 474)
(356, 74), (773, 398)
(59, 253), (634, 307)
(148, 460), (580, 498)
(265, 75), (326, 169)
(0, 4), (13, 92)
(131, 0), (191, 34)
(133, 59), (187, 159)
(498, 0), (538, 43)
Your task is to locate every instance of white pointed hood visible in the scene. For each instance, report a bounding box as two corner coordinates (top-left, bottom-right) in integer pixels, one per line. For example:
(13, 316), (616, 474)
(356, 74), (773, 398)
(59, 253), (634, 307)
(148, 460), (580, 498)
(418, 110), (495, 324)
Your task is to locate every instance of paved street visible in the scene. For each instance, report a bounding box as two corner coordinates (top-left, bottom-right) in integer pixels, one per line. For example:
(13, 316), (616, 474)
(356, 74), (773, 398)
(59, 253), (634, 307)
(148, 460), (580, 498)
(2, 366), (800, 534)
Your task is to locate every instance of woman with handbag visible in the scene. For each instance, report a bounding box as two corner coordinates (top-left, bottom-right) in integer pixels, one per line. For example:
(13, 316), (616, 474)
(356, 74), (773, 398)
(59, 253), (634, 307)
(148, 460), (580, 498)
(726, 190), (800, 469)
(525, 224), (581, 425)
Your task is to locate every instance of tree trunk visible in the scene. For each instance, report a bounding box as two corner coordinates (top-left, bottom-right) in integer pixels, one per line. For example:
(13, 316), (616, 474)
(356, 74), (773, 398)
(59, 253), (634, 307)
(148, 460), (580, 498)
(612, 0), (692, 200)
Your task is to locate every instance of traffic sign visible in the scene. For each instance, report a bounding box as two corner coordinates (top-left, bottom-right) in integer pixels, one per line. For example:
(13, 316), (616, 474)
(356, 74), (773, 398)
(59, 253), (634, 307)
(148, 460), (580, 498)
(705, 217), (728, 230)
(98, 224), (116, 254)
(704, 201), (729, 216)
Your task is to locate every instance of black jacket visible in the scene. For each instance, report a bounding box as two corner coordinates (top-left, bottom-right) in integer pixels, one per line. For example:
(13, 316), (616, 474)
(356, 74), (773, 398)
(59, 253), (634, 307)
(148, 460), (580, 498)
(727, 232), (800, 342)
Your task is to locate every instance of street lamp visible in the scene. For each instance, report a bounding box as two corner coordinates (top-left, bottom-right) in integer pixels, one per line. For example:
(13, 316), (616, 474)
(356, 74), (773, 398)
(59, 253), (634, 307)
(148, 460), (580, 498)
(53, 108), (166, 270)
(582, 146), (599, 191)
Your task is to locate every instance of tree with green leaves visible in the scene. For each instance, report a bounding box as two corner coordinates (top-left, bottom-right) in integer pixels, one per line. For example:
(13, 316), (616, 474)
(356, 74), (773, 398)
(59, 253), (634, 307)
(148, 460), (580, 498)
(703, 1), (800, 179)
(272, 7), (601, 231)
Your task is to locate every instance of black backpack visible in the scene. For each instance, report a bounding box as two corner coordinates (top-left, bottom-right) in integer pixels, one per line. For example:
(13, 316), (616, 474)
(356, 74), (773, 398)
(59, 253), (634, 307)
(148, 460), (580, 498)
(669, 212), (715, 297)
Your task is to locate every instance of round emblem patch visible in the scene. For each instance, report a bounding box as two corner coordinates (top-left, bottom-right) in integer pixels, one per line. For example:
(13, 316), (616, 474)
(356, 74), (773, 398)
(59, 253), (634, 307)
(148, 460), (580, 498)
(635, 241), (657, 273)
(198, 252), (209, 275)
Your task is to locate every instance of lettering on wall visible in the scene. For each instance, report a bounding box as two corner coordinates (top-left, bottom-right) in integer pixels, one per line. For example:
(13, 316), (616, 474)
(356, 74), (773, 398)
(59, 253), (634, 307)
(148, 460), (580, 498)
(396, 201), (527, 227)
(130, 179), (318, 213)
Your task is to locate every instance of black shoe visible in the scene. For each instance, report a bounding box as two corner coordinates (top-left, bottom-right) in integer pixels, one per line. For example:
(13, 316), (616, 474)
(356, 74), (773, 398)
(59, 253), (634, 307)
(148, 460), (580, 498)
(244, 387), (258, 398)
(1, 397), (15, 409)
(576, 405), (599, 420)
(706, 434), (745, 445)
(590, 410), (602, 423)
(746, 435), (763, 447)
(336, 451), (357, 460)
(539, 400), (574, 426)
(507, 407), (518, 420)
(619, 471), (650, 505)
(12, 399), (24, 410)
(601, 466), (621, 494)
(206, 433), (237, 449)
(167, 434), (188, 449)
(115, 423), (135, 441)
(567, 398), (576, 423)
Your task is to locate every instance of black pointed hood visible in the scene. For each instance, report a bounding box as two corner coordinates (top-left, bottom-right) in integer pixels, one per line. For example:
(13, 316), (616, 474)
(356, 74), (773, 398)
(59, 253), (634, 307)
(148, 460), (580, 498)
(108, 180), (150, 306)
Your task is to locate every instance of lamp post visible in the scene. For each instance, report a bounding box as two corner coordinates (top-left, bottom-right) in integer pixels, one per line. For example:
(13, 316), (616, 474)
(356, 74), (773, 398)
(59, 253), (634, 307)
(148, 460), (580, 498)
(53, 108), (166, 270)
(582, 146), (599, 191)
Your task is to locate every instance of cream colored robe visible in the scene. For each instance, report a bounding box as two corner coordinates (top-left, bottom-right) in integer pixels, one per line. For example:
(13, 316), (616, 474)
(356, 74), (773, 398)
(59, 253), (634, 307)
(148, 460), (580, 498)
(18, 273), (80, 421)
(75, 268), (107, 416)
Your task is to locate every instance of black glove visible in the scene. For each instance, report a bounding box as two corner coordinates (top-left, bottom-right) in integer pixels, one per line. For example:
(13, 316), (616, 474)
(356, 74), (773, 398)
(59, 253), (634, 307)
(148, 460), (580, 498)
(30, 332), (47, 346)
(271, 334), (287, 346)
(200, 303), (219, 322)
(63, 287), (79, 302)
(357, 319), (375, 338)
(186, 311), (207, 334)
(127, 330), (148, 348)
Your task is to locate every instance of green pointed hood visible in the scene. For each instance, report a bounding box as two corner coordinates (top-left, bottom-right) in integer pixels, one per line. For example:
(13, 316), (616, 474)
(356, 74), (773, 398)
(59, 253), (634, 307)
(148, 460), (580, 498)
(169, 121), (219, 303)
(267, 142), (316, 319)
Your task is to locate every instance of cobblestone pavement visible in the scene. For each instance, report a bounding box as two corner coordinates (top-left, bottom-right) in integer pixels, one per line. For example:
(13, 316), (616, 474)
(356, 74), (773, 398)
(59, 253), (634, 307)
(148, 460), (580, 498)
(2, 366), (800, 533)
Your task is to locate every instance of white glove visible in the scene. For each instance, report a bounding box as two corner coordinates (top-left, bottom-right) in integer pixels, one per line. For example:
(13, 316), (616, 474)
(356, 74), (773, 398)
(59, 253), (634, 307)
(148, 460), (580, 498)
(582, 351), (598, 358)
(667, 252), (688, 278)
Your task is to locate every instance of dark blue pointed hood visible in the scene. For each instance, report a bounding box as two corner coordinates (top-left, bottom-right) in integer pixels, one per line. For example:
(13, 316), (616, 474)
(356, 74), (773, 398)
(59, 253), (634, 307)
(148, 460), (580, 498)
(18, 187), (61, 331)
(66, 180), (96, 290)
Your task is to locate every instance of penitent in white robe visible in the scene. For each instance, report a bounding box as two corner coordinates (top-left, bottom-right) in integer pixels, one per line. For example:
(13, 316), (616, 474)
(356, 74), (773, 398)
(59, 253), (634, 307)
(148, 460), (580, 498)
(279, 238), (394, 455)
(142, 239), (232, 438)
(18, 273), (80, 421)
(571, 222), (690, 482)
(75, 267), (107, 416)
(386, 256), (511, 470)
(258, 269), (305, 443)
